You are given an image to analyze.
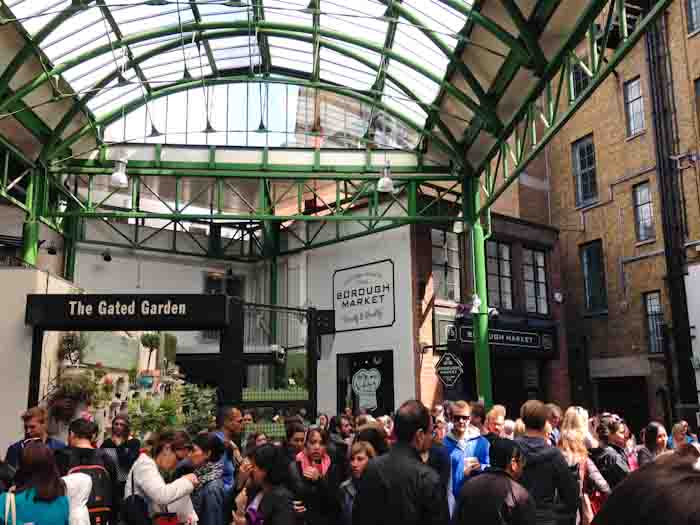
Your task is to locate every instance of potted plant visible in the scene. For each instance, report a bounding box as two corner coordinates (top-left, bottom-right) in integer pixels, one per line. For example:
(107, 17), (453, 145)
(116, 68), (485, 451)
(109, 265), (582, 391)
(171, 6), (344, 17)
(48, 373), (98, 423)
(138, 370), (156, 389)
(140, 332), (161, 370)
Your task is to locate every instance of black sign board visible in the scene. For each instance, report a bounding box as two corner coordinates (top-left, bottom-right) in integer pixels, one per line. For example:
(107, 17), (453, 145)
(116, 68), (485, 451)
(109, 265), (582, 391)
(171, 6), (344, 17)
(435, 352), (464, 387)
(26, 294), (229, 330)
(443, 318), (557, 359)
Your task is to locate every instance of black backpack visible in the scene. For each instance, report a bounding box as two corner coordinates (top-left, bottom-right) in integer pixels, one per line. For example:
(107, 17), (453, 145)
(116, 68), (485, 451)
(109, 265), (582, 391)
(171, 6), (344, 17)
(67, 461), (113, 525)
(121, 470), (149, 525)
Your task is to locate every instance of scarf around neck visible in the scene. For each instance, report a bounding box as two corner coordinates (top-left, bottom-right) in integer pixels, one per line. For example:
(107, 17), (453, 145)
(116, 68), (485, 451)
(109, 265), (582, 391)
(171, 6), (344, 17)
(195, 460), (224, 486)
(296, 450), (331, 477)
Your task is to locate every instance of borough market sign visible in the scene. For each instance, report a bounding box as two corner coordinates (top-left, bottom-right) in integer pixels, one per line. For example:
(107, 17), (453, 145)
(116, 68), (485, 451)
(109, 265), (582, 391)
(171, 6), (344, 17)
(333, 259), (395, 332)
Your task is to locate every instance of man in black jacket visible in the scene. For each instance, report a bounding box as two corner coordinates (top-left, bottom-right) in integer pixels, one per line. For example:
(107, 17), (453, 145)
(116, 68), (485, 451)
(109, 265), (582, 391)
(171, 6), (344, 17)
(353, 400), (449, 525)
(453, 438), (535, 525)
(515, 400), (578, 525)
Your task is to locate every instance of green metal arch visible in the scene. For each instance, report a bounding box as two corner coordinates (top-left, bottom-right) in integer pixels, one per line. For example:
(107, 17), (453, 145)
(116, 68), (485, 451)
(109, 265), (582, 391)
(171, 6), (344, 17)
(52, 74), (461, 165)
(2, 20), (498, 135)
(42, 28), (458, 159)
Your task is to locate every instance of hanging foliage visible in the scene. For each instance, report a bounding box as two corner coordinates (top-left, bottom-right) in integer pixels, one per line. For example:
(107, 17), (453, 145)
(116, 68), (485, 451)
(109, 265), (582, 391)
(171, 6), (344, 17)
(180, 383), (217, 436)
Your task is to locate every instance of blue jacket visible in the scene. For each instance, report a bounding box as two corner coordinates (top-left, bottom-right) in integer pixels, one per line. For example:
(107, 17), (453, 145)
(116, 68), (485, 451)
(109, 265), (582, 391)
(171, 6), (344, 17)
(214, 432), (236, 492)
(443, 429), (490, 514)
(0, 488), (69, 525)
(5, 438), (66, 470)
(191, 476), (226, 525)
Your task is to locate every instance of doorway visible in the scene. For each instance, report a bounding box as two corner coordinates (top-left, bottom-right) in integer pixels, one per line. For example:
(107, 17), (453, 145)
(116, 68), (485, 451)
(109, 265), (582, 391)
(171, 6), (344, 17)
(595, 376), (650, 437)
(337, 351), (394, 416)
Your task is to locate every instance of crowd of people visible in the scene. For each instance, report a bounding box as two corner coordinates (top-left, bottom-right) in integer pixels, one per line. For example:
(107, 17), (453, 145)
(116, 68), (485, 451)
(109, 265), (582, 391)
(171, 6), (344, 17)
(1, 400), (700, 524)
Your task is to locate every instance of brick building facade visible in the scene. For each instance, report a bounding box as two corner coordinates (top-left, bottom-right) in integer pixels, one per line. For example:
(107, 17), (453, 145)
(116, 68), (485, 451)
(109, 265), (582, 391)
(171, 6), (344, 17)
(504, 0), (700, 431)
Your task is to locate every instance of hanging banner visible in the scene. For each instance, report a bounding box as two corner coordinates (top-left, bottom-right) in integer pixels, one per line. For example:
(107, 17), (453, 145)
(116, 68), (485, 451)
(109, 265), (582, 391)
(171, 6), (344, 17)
(333, 259), (395, 332)
(26, 294), (229, 330)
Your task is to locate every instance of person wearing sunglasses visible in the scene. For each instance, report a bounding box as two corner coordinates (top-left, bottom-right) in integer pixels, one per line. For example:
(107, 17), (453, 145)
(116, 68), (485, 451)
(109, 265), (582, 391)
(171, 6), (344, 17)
(590, 414), (631, 491)
(443, 401), (490, 516)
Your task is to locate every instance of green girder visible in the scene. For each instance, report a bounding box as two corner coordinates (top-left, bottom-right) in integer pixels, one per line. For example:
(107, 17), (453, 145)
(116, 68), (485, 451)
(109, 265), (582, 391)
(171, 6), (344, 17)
(3, 21), (497, 143)
(53, 74), (460, 163)
(41, 29), (451, 160)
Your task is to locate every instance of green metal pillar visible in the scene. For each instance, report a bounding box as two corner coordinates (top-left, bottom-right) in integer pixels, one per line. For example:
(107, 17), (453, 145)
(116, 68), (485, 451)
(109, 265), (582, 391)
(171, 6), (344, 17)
(464, 174), (493, 408)
(63, 211), (79, 281)
(21, 169), (40, 265)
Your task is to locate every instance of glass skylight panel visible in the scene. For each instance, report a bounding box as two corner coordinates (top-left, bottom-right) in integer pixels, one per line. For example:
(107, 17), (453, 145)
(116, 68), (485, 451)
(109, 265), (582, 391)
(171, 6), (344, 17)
(330, 41), (382, 69)
(320, 48), (376, 91)
(386, 59), (441, 104)
(383, 79), (429, 124)
(64, 55), (118, 95)
(196, 2), (249, 22)
(87, 80), (141, 116)
(402, 0), (466, 49)
(265, 0), (313, 27)
(7, 0), (71, 35)
(393, 22), (449, 78)
(321, 0), (387, 48)
(109, 3), (192, 37)
(269, 37), (313, 74)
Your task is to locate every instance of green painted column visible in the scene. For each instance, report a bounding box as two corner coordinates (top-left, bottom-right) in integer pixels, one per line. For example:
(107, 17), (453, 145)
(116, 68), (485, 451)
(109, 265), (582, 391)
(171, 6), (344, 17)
(21, 170), (39, 265)
(464, 174), (493, 408)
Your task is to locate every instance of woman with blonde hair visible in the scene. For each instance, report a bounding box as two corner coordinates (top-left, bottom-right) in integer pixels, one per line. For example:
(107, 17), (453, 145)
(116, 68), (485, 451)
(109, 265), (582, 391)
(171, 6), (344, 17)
(561, 406), (598, 449)
(559, 429), (610, 525)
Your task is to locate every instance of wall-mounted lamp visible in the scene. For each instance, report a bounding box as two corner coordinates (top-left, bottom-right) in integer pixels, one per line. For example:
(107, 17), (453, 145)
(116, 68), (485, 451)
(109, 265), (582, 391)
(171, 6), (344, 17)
(102, 250), (112, 262)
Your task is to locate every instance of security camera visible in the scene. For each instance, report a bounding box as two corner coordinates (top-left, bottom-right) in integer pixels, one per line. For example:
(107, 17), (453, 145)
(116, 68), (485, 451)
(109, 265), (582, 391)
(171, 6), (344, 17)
(488, 307), (499, 319)
(47, 244), (57, 255)
(101, 250), (112, 262)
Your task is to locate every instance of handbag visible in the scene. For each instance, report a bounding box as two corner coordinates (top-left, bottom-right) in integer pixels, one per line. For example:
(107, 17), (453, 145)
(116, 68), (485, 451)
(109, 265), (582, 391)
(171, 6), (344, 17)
(121, 470), (150, 525)
(4, 491), (16, 525)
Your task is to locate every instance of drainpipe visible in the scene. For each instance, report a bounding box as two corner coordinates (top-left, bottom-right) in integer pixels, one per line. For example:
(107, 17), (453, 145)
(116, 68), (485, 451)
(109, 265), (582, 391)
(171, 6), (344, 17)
(646, 14), (699, 420)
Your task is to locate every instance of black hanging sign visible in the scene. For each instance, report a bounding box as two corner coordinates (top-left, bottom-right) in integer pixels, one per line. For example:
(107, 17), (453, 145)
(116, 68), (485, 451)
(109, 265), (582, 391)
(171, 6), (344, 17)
(435, 352), (464, 387)
(25, 294), (229, 330)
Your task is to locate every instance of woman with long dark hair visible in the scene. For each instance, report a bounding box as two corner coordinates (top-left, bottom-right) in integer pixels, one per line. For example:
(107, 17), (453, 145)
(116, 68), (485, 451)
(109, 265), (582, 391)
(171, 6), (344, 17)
(233, 444), (295, 525)
(590, 414), (631, 490)
(0, 443), (69, 525)
(287, 428), (341, 525)
(189, 432), (226, 525)
(637, 422), (668, 467)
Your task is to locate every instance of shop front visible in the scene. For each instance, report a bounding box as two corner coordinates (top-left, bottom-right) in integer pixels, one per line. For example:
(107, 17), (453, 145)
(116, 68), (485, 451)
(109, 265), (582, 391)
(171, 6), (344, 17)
(443, 317), (559, 416)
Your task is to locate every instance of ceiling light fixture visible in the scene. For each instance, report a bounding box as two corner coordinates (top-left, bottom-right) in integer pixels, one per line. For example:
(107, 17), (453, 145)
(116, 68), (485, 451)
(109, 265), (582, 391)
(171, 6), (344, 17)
(377, 163), (394, 193)
(303, 0), (315, 14)
(144, 0), (169, 5)
(256, 118), (266, 132)
(223, 0), (244, 6)
(102, 250), (112, 263)
(149, 124), (162, 138)
(110, 159), (129, 188)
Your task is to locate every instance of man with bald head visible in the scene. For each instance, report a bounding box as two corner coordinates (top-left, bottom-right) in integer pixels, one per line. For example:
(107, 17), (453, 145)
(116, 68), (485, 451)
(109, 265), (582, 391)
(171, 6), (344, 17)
(215, 406), (244, 492)
(353, 400), (449, 525)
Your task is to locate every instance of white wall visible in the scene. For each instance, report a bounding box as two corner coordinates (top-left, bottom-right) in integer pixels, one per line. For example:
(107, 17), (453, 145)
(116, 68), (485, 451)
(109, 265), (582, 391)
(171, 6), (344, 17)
(74, 244), (267, 354)
(299, 226), (415, 415)
(685, 264), (700, 399)
(0, 268), (78, 454)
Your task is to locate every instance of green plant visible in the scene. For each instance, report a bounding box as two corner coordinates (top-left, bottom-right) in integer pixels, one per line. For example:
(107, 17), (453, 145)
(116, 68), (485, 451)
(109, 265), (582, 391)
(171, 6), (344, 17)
(164, 333), (177, 365)
(128, 366), (138, 384)
(49, 373), (98, 422)
(180, 383), (217, 435)
(140, 332), (161, 370)
(128, 396), (182, 439)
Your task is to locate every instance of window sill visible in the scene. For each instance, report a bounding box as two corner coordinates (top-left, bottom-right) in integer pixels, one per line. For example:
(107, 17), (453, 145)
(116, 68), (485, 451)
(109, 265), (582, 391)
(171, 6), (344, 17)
(635, 238), (656, 247)
(434, 299), (459, 309)
(583, 310), (608, 319)
(575, 200), (600, 212)
(626, 130), (646, 142)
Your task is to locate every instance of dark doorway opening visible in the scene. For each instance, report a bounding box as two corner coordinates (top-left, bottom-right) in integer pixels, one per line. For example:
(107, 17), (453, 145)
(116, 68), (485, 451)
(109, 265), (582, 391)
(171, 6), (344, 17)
(595, 376), (650, 437)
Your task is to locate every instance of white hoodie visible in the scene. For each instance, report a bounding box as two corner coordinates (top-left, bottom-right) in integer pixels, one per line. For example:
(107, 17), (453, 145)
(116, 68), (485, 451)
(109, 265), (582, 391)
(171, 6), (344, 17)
(62, 473), (92, 525)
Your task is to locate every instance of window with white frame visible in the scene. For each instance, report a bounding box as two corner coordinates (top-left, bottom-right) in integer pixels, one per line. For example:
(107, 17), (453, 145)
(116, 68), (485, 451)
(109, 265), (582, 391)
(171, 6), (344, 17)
(487, 240), (513, 310)
(431, 229), (461, 302)
(633, 182), (655, 242)
(572, 135), (598, 207)
(523, 248), (549, 315)
(624, 77), (645, 136)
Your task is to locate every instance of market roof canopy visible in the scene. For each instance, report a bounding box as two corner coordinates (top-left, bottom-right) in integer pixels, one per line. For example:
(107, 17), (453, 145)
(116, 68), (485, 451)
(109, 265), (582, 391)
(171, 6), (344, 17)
(0, 0), (644, 171)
